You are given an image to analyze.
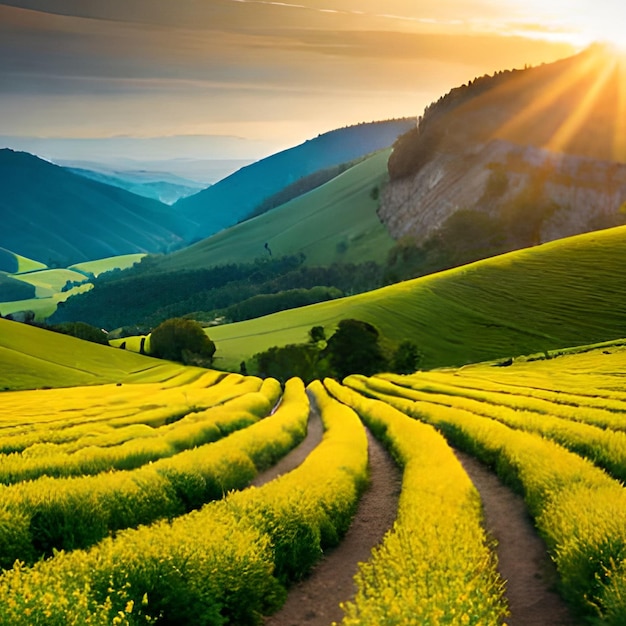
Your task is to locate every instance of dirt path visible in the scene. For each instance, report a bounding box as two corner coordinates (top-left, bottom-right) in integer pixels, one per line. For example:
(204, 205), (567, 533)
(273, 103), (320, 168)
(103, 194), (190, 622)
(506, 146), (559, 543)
(259, 411), (402, 626)
(454, 450), (580, 626)
(251, 406), (325, 488)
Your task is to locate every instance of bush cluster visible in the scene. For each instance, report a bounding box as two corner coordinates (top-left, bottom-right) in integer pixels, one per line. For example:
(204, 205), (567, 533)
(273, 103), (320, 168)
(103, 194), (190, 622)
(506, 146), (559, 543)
(149, 318), (216, 366)
(254, 319), (421, 382)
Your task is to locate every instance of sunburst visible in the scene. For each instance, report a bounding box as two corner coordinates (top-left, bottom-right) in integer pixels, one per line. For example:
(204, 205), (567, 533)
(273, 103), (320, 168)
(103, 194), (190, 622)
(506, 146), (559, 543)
(486, 44), (626, 162)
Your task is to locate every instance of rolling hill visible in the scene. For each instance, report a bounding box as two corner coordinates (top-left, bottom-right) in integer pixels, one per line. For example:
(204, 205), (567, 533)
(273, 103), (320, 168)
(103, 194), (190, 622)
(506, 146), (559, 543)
(0, 247), (48, 274)
(0, 149), (196, 266)
(158, 149), (396, 271)
(204, 224), (626, 371)
(0, 253), (148, 323)
(0, 317), (198, 391)
(174, 119), (415, 241)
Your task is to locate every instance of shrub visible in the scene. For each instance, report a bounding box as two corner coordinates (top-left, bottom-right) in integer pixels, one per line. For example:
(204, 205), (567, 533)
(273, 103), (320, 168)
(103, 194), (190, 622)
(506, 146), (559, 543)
(324, 319), (388, 379)
(254, 343), (326, 384)
(50, 321), (109, 345)
(149, 318), (215, 365)
(392, 340), (422, 374)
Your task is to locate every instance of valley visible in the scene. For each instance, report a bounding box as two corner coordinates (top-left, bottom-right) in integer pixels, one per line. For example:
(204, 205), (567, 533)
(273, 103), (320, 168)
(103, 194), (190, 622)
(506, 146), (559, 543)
(2, 40), (626, 625)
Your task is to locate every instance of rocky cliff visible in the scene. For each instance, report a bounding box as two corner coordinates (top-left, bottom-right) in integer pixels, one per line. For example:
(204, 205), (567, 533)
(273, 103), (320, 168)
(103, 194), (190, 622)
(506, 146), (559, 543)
(379, 139), (626, 248)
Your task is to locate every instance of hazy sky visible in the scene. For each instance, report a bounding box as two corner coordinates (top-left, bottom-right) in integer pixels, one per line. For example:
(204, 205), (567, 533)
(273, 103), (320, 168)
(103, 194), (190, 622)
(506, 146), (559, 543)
(0, 0), (620, 160)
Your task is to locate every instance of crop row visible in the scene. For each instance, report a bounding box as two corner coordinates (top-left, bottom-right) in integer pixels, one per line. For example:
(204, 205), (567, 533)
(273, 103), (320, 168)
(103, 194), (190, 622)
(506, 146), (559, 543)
(381, 372), (626, 431)
(346, 374), (626, 623)
(367, 375), (626, 483)
(0, 377), (293, 568)
(0, 378), (275, 484)
(324, 378), (508, 625)
(0, 373), (253, 451)
(0, 379), (368, 625)
(415, 369), (626, 414)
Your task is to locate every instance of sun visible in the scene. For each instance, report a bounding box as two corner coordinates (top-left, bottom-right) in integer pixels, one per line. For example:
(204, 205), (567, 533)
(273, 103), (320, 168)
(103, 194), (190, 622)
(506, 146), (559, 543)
(567, 6), (626, 54)
(506, 1), (626, 54)
(585, 22), (626, 55)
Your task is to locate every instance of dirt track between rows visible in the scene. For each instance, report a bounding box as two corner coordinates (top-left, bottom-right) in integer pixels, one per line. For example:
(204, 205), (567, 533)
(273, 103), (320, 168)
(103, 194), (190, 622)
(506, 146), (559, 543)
(455, 450), (580, 626)
(255, 401), (580, 626)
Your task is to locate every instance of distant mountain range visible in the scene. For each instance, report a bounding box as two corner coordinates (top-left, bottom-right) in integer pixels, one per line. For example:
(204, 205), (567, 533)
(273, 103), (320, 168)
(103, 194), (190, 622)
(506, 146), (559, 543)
(175, 119), (416, 241)
(0, 120), (415, 268)
(0, 149), (195, 266)
(65, 166), (207, 205)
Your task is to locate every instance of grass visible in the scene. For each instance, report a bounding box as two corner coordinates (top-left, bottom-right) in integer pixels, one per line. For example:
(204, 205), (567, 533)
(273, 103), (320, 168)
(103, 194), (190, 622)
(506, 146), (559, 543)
(0, 284), (93, 322)
(13, 252), (47, 274)
(0, 254), (146, 321)
(159, 149), (395, 271)
(11, 268), (90, 297)
(0, 318), (199, 391)
(68, 253), (146, 277)
(205, 225), (626, 372)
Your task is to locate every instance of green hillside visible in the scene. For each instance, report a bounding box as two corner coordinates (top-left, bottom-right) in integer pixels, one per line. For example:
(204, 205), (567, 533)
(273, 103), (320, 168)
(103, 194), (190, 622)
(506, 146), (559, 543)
(0, 149), (195, 266)
(0, 247), (47, 274)
(0, 284), (93, 321)
(175, 119), (415, 240)
(0, 254), (148, 322)
(159, 149), (395, 271)
(68, 253), (146, 277)
(206, 225), (626, 371)
(0, 318), (194, 391)
(12, 268), (90, 297)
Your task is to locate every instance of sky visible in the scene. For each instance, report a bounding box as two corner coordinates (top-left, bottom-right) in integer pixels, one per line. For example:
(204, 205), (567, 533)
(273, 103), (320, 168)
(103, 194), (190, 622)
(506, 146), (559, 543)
(0, 0), (622, 163)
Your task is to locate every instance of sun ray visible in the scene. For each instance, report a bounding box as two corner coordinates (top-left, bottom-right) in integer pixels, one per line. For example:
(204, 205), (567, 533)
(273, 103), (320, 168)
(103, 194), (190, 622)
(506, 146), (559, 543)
(545, 57), (616, 154)
(613, 58), (626, 162)
(493, 50), (603, 143)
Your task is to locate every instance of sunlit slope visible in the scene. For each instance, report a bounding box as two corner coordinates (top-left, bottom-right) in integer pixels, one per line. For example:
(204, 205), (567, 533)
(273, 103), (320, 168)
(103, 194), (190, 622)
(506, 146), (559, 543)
(12, 268), (89, 297)
(390, 45), (626, 180)
(427, 340), (626, 400)
(0, 247), (47, 274)
(0, 318), (195, 391)
(68, 253), (146, 277)
(159, 149), (395, 271)
(1, 255), (147, 322)
(209, 225), (626, 371)
(0, 284), (93, 322)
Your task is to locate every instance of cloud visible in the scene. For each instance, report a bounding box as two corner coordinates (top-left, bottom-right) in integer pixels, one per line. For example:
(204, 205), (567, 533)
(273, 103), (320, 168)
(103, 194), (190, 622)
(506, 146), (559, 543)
(0, 0), (579, 142)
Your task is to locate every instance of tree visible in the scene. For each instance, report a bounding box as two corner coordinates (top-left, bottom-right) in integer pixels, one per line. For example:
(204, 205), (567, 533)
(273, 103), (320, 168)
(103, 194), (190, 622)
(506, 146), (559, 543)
(308, 326), (326, 344)
(254, 343), (325, 384)
(149, 318), (216, 366)
(50, 321), (109, 345)
(392, 341), (422, 374)
(324, 319), (387, 379)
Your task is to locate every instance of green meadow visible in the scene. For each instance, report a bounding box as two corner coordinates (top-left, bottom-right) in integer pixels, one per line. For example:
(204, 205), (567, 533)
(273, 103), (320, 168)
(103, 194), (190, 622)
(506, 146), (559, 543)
(68, 253), (146, 277)
(12, 268), (89, 297)
(0, 254), (146, 321)
(5, 211), (626, 383)
(0, 284), (93, 321)
(0, 318), (196, 391)
(159, 149), (395, 271)
(206, 225), (626, 371)
(0, 247), (47, 274)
